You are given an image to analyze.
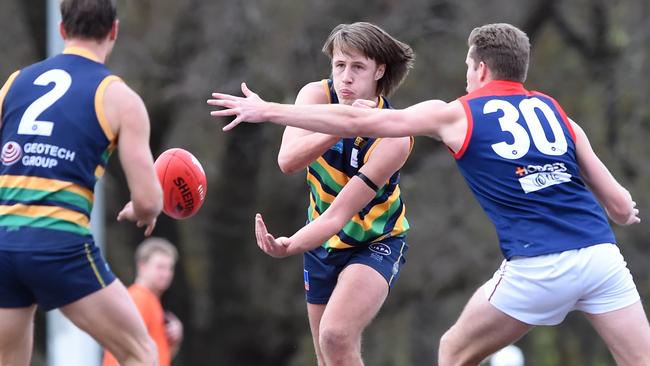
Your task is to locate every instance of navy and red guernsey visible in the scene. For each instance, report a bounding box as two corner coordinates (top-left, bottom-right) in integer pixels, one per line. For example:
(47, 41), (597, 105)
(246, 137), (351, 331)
(454, 80), (615, 259)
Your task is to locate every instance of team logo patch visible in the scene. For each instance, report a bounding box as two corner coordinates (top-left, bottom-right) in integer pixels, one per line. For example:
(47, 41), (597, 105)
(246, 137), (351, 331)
(369, 243), (391, 256)
(1, 141), (22, 166)
(303, 269), (310, 291)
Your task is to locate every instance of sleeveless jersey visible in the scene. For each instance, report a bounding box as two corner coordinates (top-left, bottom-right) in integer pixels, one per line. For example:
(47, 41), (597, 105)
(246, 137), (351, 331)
(306, 79), (411, 251)
(455, 80), (615, 259)
(0, 47), (119, 250)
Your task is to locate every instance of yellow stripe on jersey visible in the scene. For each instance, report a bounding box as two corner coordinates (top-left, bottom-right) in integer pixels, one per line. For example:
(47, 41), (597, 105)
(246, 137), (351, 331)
(389, 198), (408, 236)
(306, 173), (336, 205)
(0, 70), (21, 118)
(94, 75), (121, 147)
(313, 156), (349, 188)
(94, 165), (105, 179)
(350, 185), (401, 229)
(63, 47), (102, 63)
(377, 96), (385, 109)
(0, 175), (93, 202)
(0, 204), (90, 228)
(325, 235), (355, 250)
(363, 139), (382, 165)
(308, 193), (321, 221)
(322, 79), (331, 101)
(85, 243), (106, 287)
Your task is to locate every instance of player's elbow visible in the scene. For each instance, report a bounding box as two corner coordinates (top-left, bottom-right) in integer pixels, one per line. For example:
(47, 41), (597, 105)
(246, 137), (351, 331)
(277, 153), (301, 175)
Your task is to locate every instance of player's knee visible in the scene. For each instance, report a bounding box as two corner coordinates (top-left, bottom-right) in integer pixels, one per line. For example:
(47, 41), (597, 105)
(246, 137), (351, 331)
(139, 335), (157, 364)
(319, 325), (357, 355)
(119, 334), (156, 365)
(438, 329), (460, 365)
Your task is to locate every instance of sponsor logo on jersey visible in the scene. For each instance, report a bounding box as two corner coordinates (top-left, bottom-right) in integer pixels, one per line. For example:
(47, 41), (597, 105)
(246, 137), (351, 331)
(1, 141), (23, 166)
(350, 148), (359, 168)
(330, 140), (343, 153)
(4, 142), (78, 169)
(368, 242), (391, 256)
(516, 162), (572, 193)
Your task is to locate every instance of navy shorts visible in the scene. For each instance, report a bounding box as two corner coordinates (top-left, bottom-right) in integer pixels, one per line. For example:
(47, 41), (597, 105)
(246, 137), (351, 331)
(303, 236), (408, 304)
(0, 242), (116, 311)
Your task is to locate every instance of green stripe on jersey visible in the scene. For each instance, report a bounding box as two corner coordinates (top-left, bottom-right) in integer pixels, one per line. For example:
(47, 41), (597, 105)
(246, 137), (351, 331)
(0, 215), (91, 236)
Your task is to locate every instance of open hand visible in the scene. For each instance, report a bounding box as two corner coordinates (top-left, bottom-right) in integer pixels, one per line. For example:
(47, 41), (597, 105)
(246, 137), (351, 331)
(255, 213), (291, 258)
(207, 82), (267, 131)
(117, 201), (157, 236)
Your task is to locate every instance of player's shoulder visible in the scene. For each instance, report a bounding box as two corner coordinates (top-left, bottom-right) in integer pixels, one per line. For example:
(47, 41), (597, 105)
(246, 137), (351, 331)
(103, 78), (146, 113)
(296, 80), (330, 104)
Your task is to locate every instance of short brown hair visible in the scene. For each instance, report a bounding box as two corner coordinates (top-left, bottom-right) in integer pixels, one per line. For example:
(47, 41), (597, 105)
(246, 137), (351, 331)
(135, 237), (178, 264)
(467, 23), (530, 83)
(60, 0), (117, 41)
(322, 22), (415, 96)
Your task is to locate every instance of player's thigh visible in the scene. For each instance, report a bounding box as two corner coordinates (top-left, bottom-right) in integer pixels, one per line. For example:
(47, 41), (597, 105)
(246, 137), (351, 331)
(585, 301), (650, 365)
(0, 305), (36, 359)
(60, 280), (150, 356)
(441, 283), (532, 359)
(320, 263), (389, 333)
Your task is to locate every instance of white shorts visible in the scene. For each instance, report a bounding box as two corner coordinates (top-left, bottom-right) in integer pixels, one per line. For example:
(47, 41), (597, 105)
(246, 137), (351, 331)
(483, 243), (640, 326)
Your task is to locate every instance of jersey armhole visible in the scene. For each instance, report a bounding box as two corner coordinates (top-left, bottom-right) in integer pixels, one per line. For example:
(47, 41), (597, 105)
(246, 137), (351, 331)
(451, 97), (473, 159)
(94, 75), (123, 148)
(0, 70), (21, 120)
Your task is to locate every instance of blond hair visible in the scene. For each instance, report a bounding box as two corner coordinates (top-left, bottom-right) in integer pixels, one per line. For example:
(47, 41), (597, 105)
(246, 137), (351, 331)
(322, 22), (414, 96)
(468, 23), (530, 83)
(135, 237), (178, 264)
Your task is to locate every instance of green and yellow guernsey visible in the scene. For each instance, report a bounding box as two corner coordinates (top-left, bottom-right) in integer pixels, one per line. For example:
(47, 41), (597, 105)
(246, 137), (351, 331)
(306, 80), (413, 251)
(0, 48), (118, 250)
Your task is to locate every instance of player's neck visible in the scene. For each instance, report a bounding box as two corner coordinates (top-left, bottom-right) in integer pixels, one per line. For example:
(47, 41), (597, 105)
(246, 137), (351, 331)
(63, 39), (109, 63)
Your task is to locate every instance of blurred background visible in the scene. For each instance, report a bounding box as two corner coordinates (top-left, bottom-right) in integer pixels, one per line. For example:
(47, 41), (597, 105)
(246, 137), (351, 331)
(1, 0), (649, 365)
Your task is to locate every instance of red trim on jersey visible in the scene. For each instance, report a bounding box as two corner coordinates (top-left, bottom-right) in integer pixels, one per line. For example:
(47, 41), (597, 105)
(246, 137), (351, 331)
(531, 91), (577, 143)
(452, 96), (474, 159)
(464, 80), (533, 99)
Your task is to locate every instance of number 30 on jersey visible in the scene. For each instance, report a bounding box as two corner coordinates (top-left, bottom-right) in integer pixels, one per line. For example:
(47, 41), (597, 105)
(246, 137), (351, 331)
(486, 97), (568, 160)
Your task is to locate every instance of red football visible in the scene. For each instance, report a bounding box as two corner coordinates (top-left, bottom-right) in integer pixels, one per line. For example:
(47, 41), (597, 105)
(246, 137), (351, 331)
(154, 148), (207, 219)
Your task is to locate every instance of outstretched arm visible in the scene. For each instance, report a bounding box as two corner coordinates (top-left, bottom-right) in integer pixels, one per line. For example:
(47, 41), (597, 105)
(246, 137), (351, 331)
(255, 136), (412, 258)
(572, 120), (640, 225)
(278, 81), (340, 174)
(208, 83), (459, 141)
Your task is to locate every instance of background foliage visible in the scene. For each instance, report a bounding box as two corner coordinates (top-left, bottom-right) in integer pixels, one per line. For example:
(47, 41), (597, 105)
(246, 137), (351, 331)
(1, 0), (649, 364)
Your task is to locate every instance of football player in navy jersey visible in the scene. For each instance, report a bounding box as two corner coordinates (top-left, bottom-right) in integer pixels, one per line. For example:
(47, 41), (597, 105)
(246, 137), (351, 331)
(0, 0), (162, 364)
(261, 23), (414, 366)
(209, 23), (650, 366)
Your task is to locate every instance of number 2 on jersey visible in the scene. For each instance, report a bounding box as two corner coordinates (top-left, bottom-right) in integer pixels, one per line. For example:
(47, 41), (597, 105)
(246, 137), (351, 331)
(485, 97), (568, 160)
(17, 69), (72, 137)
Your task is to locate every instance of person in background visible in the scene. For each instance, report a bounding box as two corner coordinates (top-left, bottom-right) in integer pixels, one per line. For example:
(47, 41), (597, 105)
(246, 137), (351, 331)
(103, 237), (183, 366)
